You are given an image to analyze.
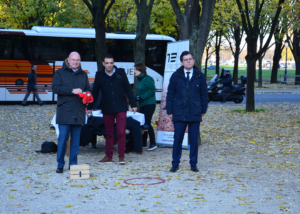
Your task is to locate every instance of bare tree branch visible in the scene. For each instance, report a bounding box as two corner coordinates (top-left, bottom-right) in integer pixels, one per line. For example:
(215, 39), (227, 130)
(104, 0), (115, 18)
(82, 0), (94, 16)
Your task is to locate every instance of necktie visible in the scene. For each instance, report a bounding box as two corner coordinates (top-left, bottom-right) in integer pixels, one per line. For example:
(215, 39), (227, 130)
(186, 72), (190, 82)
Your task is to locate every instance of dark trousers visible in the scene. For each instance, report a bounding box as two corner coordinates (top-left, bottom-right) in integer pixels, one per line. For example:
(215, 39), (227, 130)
(103, 112), (126, 159)
(221, 87), (231, 102)
(172, 121), (200, 167)
(57, 124), (81, 168)
(139, 104), (156, 147)
(22, 89), (42, 105)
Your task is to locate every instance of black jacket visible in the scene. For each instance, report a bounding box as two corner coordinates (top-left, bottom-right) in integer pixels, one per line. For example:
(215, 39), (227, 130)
(126, 117), (142, 153)
(87, 66), (136, 114)
(52, 59), (90, 125)
(219, 74), (233, 88)
(166, 66), (208, 122)
(27, 70), (37, 91)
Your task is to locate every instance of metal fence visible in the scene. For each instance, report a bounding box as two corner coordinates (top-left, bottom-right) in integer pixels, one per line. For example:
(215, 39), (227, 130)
(280, 75), (300, 84)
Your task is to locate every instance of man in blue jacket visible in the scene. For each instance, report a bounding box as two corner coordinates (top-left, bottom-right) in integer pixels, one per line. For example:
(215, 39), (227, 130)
(219, 70), (232, 103)
(166, 51), (208, 173)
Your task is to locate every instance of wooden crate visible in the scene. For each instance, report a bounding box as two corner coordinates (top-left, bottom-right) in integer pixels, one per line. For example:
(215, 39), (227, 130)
(70, 164), (90, 179)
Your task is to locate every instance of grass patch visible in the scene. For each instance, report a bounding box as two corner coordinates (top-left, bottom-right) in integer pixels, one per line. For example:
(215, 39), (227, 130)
(232, 108), (266, 113)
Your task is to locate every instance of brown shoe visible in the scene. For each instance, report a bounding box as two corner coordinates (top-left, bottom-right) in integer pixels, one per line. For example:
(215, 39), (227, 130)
(119, 157), (126, 165)
(97, 156), (113, 164)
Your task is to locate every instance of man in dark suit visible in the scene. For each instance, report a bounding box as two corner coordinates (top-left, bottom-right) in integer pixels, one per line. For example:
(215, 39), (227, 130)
(22, 64), (43, 106)
(166, 51), (208, 172)
(87, 54), (137, 164)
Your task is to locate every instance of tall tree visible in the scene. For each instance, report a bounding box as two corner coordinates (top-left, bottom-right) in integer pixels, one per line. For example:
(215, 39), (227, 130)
(82, 0), (115, 71)
(170, 0), (216, 68)
(287, 0), (300, 84)
(133, 0), (155, 64)
(236, 0), (285, 111)
(270, 27), (286, 83)
(214, 30), (222, 77)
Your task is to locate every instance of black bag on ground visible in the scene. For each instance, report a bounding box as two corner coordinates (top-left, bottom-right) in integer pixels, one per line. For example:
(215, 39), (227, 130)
(36, 141), (57, 153)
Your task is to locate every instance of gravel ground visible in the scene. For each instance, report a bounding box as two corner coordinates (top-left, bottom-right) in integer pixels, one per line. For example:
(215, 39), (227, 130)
(0, 102), (300, 214)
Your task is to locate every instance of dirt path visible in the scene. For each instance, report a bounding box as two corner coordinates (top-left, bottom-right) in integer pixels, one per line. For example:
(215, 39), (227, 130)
(0, 103), (299, 214)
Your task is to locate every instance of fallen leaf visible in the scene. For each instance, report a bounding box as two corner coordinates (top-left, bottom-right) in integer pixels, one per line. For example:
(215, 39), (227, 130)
(236, 197), (245, 200)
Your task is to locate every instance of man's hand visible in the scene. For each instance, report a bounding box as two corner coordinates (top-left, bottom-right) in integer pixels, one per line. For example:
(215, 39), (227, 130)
(72, 88), (82, 94)
(201, 114), (205, 117)
(169, 114), (173, 120)
(132, 107), (137, 114)
(86, 110), (92, 117)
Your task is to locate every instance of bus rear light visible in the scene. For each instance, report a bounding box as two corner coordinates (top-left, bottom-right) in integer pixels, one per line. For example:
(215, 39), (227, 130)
(17, 88), (21, 91)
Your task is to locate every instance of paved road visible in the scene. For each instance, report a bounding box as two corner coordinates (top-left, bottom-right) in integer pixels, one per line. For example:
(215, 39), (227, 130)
(250, 94), (299, 103)
(209, 94), (299, 103)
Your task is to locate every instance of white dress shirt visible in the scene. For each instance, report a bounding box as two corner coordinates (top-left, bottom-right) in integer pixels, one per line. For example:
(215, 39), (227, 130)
(184, 68), (193, 80)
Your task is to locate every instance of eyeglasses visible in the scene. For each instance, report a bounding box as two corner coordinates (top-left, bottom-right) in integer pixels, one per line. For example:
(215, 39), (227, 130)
(183, 58), (193, 62)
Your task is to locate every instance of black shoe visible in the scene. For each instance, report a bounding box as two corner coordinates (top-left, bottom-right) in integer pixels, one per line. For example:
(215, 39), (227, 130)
(169, 165), (179, 172)
(39, 103), (43, 106)
(22, 104), (28, 106)
(191, 165), (199, 172)
(147, 145), (157, 151)
(91, 144), (97, 149)
(56, 168), (63, 173)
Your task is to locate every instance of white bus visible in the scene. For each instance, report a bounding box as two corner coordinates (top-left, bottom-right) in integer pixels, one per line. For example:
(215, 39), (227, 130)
(0, 26), (175, 103)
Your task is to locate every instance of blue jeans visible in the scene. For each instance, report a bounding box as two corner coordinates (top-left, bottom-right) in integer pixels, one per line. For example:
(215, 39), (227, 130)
(172, 121), (200, 167)
(57, 124), (82, 168)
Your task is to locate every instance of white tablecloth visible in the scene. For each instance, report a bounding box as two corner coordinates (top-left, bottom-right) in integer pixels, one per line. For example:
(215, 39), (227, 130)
(51, 111), (145, 136)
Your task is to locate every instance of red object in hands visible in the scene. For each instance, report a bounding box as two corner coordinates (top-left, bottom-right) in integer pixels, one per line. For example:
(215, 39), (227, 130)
(155, 121), (159, 126)
(77, 91), (94, 104)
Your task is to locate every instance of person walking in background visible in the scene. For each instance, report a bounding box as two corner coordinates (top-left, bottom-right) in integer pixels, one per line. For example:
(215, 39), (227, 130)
(134, 63), (157, 150)
(87, 54), (137, 164)
(166, 51), (208, 173)
(52, 52), (90, 173)
(22, 64), (43, 106)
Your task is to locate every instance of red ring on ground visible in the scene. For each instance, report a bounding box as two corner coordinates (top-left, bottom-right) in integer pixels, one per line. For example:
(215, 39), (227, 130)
(124, 177), (166, 185)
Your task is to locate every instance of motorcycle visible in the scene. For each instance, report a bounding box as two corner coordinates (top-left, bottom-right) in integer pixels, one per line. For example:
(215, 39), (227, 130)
(207, 74), (247, 103)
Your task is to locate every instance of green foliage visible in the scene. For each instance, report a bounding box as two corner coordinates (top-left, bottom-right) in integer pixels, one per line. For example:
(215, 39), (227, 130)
(0, 0), (93, 29)
(232, 108), (266, 113)
(105, 0), (178, 38)
(0, 0), (62, 29)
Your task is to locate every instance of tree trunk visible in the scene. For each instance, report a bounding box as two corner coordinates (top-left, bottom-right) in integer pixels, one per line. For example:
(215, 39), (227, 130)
(258, 33), (264, 88)
(169, 0), (194, 40)
(82, 0), (115, 71)
(233, 25), (241, 85)
(205, 47), (209, 77)
(193, 0), (216, 68)
(94, 17), (106, 71)
(215, 30), (221, 78)
(245, 37), (258, 112)
(233, 51), (239, 84)
(258, 56), (263, 88)
(189, 0), (201, 66)
(270, 40), (283, 83)
(133, 0), (154, 63)
(133, 0), (154, 105)
(292, 29), (300, 84)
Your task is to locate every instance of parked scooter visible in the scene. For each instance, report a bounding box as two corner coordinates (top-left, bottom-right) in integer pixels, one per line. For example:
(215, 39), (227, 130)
(207, 74), (247, 103)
